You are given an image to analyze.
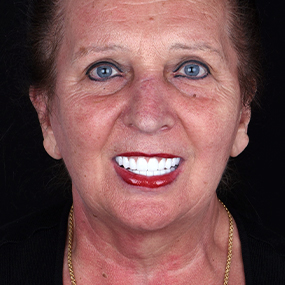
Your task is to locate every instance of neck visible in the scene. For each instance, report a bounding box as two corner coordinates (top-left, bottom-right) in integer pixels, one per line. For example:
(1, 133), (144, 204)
(70, 194), (229, 275)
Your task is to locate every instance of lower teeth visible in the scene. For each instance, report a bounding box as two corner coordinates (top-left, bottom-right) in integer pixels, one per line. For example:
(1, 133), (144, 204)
(124, 166), (177, 176)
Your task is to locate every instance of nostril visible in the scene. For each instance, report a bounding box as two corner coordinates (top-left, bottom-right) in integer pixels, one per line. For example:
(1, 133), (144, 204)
(161, 125), (170, 131)
(124, 108), (175, 134)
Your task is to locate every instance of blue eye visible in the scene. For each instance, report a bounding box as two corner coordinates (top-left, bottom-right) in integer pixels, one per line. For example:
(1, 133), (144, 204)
(175, 61), (209, 79)
(87, 62), (121, 81)
(184, 64), (200, 76)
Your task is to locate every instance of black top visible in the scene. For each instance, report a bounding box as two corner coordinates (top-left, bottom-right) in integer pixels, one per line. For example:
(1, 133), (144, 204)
(1, 198), (285, 284)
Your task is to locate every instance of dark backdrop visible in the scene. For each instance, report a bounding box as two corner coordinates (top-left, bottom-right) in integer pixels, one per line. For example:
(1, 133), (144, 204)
(0, 0), (284, 236)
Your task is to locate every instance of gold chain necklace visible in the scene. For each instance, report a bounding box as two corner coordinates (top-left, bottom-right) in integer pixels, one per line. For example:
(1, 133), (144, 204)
(220, 200), (234, 285)
(67, 205), (76, 285)
(67, 201), (233, 285)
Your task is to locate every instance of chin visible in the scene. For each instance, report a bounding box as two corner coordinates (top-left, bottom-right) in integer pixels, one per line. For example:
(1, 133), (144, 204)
(109, 198), (184, 233)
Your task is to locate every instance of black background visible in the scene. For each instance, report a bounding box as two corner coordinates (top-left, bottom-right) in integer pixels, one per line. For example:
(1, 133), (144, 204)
(0, 1), (284, 236)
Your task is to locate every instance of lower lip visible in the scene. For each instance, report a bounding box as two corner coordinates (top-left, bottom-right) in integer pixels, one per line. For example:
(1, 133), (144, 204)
(114, 163), (180, 189)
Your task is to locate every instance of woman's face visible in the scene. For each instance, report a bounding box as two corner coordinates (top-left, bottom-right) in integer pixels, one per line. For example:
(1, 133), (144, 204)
(40, 0), (250, 230)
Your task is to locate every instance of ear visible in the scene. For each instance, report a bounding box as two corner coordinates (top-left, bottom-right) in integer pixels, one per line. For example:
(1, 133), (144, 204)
(29, 87), (62, 160)
(230, 106), (251, 157)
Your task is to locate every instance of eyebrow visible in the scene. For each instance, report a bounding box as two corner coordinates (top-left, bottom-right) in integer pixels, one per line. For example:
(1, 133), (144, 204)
(170, 43), (224, 59)
(72, 42), (224, 63)
(72, 45), (128, 63)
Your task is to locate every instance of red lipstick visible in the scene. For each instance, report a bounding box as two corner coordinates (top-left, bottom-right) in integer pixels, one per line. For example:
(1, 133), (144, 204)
(114, 154), (181, 188)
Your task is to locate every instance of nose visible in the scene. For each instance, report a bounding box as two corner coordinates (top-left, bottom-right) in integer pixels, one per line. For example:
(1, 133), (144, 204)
(122, 78), (176, 134)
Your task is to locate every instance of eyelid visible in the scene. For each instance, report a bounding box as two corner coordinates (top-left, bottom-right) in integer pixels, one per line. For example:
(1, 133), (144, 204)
(173, 60), (210, 76)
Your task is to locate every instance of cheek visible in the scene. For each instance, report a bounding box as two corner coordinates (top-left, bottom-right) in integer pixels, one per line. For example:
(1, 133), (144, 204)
(50, 93), (124, 163)
(177, 87), (241, 158)
(178, 99), (240, 192)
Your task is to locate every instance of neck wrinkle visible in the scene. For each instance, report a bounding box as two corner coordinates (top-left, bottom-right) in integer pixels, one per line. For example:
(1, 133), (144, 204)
(71, 195), (224, 276)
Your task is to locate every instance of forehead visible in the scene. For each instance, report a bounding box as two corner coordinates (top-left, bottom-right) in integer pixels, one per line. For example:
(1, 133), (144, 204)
(64, 0), (228, 30)
(66, 0), (226, 15)
(62, 0), (232, 62)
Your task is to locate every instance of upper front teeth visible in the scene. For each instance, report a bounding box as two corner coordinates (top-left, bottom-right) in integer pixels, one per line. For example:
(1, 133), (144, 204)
(115, 156), (181, 176)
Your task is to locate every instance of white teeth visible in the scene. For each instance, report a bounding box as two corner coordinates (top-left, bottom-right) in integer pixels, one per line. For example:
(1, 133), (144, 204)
(129, 158), (136, 170)
(123, 157), (129, 169)
(117, 156), (123, 166)
(147, 170), (154, 176)
(158, 158), (165, 170)
(165, 158), (172, 169)
(154, 170), (161, 176)
(115, 156), (181, 176)
(148, 158), (159, 171)
(137, 157), (148, 171)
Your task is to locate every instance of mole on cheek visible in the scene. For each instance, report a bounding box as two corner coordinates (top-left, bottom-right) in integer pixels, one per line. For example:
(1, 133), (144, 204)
(102, 273), (107, 278)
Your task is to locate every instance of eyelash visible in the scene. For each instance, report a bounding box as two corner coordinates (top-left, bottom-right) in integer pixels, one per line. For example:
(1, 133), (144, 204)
(86, 61), (123, 81)
(173, 60), (210, 80)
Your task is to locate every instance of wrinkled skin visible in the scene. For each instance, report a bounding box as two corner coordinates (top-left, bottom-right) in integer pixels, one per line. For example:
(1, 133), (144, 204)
(32, 0), (249, 283)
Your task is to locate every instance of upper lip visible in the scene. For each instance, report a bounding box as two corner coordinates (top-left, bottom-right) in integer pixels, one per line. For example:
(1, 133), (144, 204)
(114, 152), (180, 158)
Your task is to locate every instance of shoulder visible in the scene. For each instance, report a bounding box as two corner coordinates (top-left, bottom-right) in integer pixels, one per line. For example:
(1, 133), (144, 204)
(0, 199), (71, 244)
(230, 203), (285, 284)
(0, 198), (72, 284)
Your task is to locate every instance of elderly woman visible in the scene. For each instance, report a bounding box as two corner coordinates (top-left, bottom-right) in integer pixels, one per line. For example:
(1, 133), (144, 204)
(1, 0), (285, 284)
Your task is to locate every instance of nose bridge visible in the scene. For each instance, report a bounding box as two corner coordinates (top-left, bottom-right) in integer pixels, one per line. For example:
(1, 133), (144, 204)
(123, 76), (175, 133)
(139, 77), (162, 106)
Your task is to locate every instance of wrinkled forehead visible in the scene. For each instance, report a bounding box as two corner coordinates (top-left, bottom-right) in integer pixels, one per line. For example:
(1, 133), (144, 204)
(59, 0), (233, 66)
(64, 0), (228, 28)
(64, 0), (226, 9)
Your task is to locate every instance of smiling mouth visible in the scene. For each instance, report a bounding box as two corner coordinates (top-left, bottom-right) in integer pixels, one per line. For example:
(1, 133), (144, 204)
(115, 156), (181, 177)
